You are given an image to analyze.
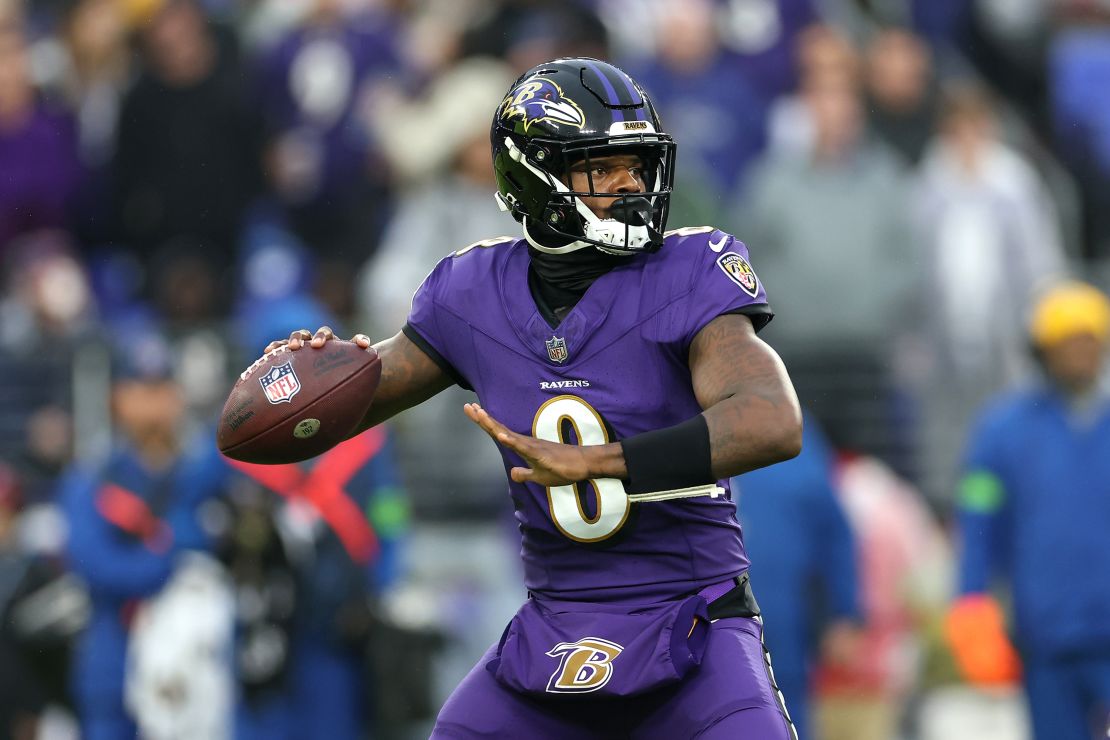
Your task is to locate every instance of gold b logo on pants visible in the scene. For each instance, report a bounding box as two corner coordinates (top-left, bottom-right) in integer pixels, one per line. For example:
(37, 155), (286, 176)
(546, 637), (624, 693)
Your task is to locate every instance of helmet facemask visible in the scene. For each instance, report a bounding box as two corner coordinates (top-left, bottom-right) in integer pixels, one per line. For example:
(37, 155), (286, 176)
(496, 131), (676, 256)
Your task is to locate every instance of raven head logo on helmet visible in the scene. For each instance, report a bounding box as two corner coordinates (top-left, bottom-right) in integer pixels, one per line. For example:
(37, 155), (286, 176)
(500, 76), (586, 133)
(491, 58), (676, 256)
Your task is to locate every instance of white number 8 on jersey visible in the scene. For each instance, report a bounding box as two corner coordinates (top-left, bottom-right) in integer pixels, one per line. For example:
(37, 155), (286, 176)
(532, 396), (630, 542)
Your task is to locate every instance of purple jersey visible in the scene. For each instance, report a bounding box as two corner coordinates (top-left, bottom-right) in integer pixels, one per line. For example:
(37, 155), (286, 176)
(406, 227), (772, 603)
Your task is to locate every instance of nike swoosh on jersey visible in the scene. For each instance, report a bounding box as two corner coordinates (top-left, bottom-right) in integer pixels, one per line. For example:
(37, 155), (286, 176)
(708, 235), (728, 252)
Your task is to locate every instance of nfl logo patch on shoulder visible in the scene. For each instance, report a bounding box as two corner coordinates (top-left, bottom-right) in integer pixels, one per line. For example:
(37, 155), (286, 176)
(259, 362), (301, 404)
(716, 252), (760, 298)
(546, 336), (569, 364)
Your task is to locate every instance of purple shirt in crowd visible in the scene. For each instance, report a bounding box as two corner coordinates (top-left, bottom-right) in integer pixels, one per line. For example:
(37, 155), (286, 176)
(0, 105), (81, 249)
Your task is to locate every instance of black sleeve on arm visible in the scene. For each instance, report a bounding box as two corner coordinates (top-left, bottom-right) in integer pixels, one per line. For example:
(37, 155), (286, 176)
(620, 414), (715, 494)
(725, 303), (774, 333)
(401, 323), (472, 391)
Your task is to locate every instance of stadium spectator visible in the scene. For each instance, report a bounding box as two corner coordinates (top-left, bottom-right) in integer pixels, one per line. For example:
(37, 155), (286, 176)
(254, 0), (402, 314)
(0, 233), (93, 501)
(738, 67), (915, 473)
(57, 0), (134, 246)
(0, 12), (81, 253)
(910, 84), (1068, 503)
(113, 0), (262, 306)
(732, 415), (861, 740)
(950, 281), (1110, 740)
(765, 23), (860, 157)
(864, 27), (940, 165)
(58, 329), (229, 739)
(914, 85), (1066, 390)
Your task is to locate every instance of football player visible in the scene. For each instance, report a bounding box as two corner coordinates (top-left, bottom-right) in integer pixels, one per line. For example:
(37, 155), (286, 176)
(267, 58), (802, 738)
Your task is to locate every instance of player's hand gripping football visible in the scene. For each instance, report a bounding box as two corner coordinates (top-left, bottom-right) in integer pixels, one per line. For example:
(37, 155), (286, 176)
(465, 403), (623, 486)
(264, 326), (372, 353)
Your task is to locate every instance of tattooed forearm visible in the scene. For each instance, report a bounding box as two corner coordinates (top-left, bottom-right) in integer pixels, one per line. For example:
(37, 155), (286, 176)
(354, 332), (453, 432)
(689, 314), (802, 478)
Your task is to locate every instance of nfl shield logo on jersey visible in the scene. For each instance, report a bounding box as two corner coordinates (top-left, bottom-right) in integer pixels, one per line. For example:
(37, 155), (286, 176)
(546, 336), (569, 364)
(259, 362), (301, 404)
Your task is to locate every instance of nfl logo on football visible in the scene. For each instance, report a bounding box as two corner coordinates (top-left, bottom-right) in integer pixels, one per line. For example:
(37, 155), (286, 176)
(546, 336), (569, 364)
(259, 362), (302, 404)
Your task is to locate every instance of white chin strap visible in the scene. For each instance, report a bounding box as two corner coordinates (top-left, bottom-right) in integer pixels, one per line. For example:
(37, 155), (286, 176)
(503, 137), (653, 256)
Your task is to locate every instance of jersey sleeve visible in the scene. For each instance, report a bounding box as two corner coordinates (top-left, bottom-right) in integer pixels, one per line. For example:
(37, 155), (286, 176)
(402, 256), (473, 390)
(677, 230), (774, 349)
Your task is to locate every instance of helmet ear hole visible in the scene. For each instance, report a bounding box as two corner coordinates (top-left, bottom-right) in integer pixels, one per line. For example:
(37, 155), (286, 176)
(525, 143), (555, 166)
(541, 201), (580, 230)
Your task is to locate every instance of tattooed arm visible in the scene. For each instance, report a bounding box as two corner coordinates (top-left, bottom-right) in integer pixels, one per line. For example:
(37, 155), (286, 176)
(356, 331), (454, 431)
(270, 327), (453, 433)
(463, 313), (801, 487)
(689, 313), (802, 478)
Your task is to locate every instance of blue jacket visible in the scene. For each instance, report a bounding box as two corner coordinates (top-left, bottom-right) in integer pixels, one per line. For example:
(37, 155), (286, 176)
(733, 419), (859, 677)
(60, 437), (227, 702)
(956, 386), (1110, 657)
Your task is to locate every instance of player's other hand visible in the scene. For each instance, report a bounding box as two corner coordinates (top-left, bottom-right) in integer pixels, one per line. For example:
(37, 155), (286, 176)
(263, 327), (372, 353)
(465, 403), (592, 486)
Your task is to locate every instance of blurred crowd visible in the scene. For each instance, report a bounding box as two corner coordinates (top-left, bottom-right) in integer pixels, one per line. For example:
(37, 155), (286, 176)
(3, 0), (1110, 738)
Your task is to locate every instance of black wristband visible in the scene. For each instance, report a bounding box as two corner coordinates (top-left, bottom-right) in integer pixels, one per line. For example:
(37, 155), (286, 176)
(620, 415), (714, 495)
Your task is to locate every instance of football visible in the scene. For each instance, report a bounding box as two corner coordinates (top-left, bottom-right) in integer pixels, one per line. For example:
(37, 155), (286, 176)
(218, 341), (382, 464)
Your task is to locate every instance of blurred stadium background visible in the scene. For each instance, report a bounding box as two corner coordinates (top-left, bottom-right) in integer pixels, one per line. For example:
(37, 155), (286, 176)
(1, 0), (1109, 737)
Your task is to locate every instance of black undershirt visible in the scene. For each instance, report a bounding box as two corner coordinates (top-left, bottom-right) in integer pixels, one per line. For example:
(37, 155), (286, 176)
(526, 245), (628, 327)
(528, 266), (579, 327)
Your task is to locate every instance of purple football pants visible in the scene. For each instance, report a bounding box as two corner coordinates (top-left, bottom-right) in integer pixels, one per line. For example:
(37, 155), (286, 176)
(432, 616), (798, 739)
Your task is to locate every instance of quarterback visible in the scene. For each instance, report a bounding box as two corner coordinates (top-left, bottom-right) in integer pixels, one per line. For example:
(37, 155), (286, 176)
(269, 58), (802, 738)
